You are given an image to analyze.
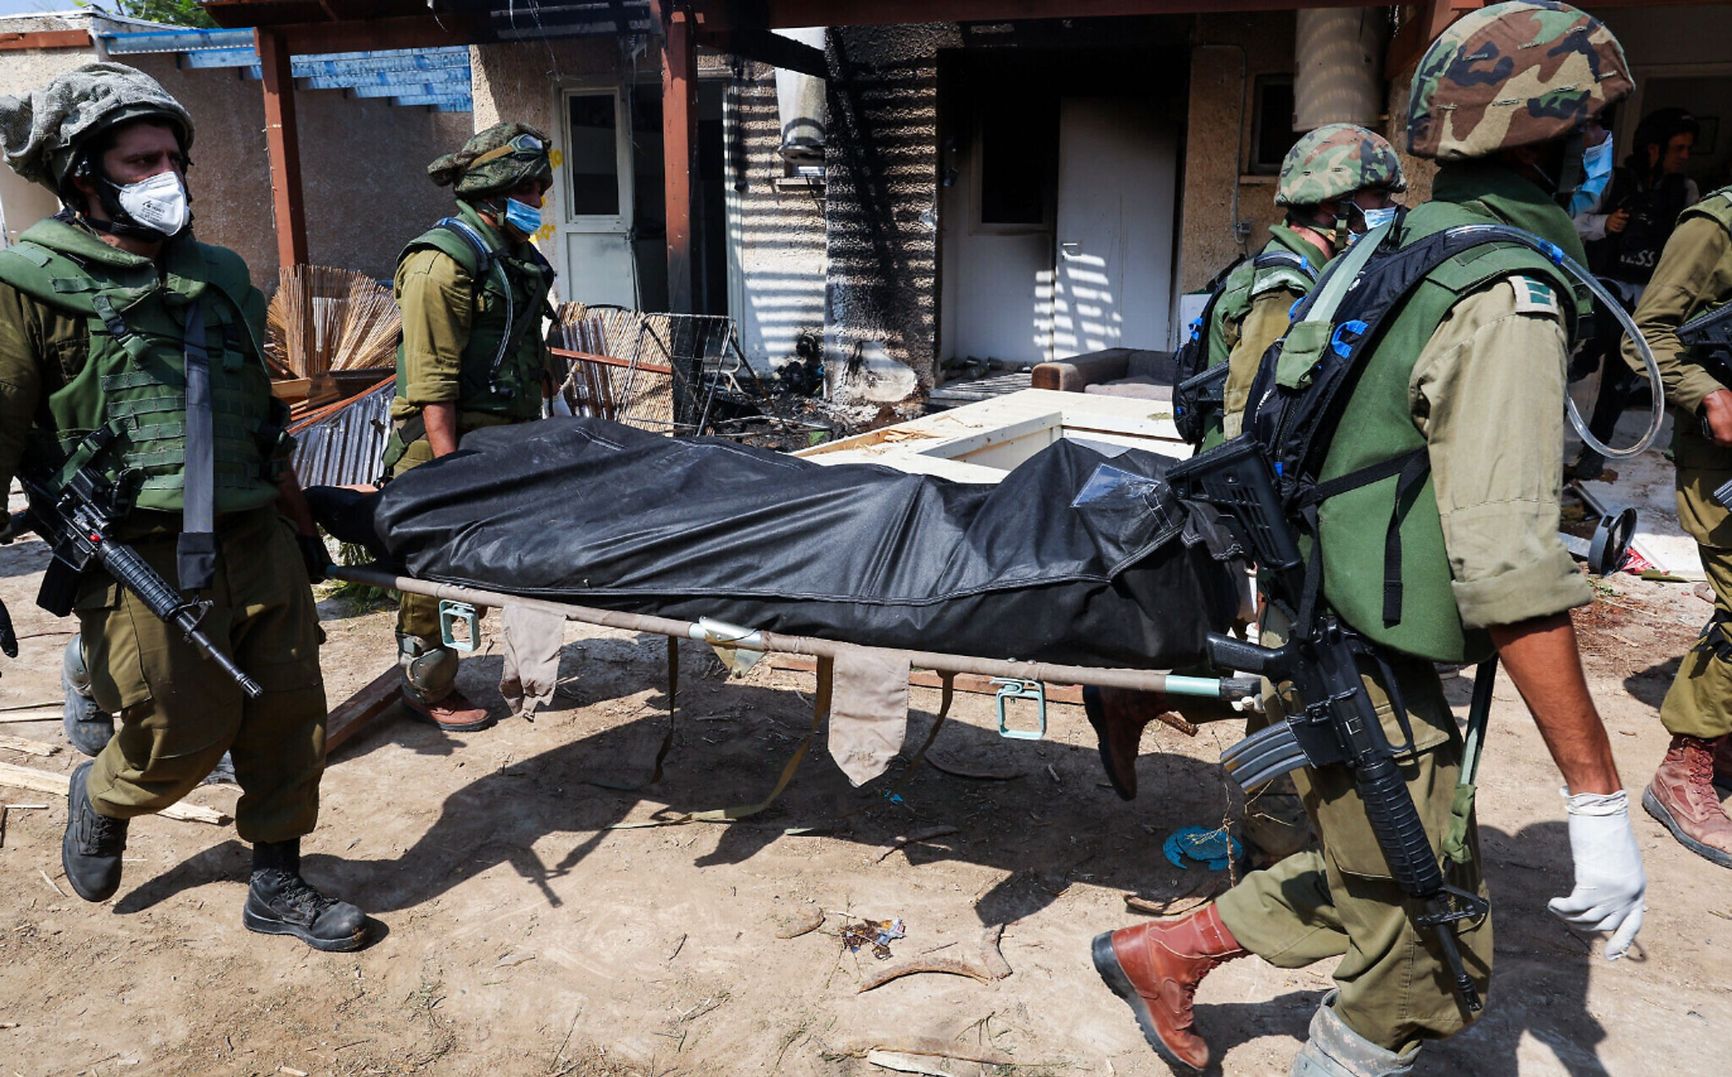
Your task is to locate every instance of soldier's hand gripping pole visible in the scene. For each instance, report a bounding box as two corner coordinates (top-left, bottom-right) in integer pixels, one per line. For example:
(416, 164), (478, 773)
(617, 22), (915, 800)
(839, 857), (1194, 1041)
(14, 436), (263, 700)
(1167, 438), (1487, 1015)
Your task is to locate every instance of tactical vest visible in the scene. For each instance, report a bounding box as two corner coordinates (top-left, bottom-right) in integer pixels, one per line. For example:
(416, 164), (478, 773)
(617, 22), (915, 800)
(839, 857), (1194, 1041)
(1680, 186), (1732, 243)
(1245, 202), (1580, 663)
(0, 218), (280, 514)
(1173, 237), (1319, 449)
(394, 211), (555, 423)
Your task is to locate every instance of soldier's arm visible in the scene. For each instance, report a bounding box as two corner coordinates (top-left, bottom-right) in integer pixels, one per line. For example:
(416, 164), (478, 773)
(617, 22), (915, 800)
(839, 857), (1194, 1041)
(395, 249), (475, 457)
(1220, 286), (1302, 438)
(1413, 278), (1619, 795)
(0, 285), (43, 499)
(1621, 214), (1732, 418)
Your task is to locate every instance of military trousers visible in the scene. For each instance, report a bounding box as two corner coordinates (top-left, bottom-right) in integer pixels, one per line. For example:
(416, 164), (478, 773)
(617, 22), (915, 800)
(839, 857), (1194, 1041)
(1662, 447), (1732, 740)
(77, 507), (327, 844)
(1215, 660), (1492, 1054)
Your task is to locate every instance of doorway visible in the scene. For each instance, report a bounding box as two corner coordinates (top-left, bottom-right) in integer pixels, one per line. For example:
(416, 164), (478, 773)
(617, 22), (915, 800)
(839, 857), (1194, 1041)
(939, 47), (1184, 369)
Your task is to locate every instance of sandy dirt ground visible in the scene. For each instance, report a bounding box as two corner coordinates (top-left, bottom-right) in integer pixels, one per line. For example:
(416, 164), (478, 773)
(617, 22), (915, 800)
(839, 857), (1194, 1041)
(2, 527), (1730, 1077)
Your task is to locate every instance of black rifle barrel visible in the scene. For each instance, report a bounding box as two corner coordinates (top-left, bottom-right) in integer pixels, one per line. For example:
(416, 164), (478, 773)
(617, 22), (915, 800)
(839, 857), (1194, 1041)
(15, 489), (264, 700)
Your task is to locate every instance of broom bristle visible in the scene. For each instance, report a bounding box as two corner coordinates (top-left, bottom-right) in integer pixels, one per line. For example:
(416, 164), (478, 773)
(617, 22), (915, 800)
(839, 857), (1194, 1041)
(267, 265), (402, 378)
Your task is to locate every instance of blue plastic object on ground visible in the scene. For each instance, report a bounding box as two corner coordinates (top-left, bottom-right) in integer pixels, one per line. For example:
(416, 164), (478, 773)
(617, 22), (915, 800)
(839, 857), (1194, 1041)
(1163, 825), (1243, 872)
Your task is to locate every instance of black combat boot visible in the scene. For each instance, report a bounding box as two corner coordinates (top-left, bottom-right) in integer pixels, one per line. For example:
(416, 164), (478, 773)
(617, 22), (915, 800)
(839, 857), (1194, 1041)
(61, 761), (128, 901)
(243, 840), (369, 952)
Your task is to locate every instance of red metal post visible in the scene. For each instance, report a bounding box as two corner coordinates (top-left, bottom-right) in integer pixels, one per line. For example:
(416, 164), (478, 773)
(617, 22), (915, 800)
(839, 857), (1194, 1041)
(661, 2), (698, 314)
(256, 27), (310, 270)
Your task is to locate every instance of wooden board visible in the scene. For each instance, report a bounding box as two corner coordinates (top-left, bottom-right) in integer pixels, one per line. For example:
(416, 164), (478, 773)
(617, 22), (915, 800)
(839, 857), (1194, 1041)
(325, 666), (406, 755)
(0, 761), (229, 826)
(0, 734), (60, 757)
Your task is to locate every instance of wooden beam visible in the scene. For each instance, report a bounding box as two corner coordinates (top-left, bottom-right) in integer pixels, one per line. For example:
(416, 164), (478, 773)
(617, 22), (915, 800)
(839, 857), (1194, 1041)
(0, 760), (231, 825)
(324, 666), (404, 755)
(0, 29), (91, 50)
(256, 28), (309, 271)
(697, 27), (826, 77)
(757, 0), (1385, 27)
(659, 1), (699, 315)
(276, 14), (486, 54)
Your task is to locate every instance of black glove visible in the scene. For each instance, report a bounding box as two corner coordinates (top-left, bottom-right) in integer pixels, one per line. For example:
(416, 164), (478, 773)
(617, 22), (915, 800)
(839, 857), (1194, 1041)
(297, 532), (332, 584)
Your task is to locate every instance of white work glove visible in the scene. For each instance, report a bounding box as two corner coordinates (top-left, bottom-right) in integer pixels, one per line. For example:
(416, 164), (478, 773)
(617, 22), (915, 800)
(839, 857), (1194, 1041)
(1547, 787), (1646, 960)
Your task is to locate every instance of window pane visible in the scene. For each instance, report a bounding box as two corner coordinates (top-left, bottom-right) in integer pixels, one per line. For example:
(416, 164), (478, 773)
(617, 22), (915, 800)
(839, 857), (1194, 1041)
(980, 96), (1055, 225)
(568, 94), (621, 216)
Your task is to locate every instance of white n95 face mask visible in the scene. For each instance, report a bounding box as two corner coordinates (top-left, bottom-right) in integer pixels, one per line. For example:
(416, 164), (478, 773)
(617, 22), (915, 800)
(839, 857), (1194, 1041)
(114, 170), (190, 238)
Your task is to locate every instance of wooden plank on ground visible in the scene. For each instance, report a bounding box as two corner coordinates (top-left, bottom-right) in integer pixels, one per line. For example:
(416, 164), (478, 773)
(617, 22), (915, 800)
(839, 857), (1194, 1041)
(0, 734), (60, 757)
(0, 761), (229, 825)
(325, 666), (405, 755)
(768, 655), (1083, 705)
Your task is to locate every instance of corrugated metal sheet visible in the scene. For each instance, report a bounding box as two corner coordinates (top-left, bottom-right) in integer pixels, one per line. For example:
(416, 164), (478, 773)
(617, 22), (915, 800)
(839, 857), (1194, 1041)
(289, 378), (395, 488)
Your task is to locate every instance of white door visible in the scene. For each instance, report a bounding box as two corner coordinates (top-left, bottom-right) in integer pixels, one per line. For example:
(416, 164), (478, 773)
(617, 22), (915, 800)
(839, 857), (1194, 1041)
(551, 86), (639, 308)
(1049, 97), (1177, 360)
(939, 112), (1055, 367)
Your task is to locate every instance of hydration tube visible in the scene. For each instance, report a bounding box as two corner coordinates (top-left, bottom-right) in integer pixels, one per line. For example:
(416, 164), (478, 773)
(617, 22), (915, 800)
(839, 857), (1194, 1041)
(1447, 224), (1665, 460)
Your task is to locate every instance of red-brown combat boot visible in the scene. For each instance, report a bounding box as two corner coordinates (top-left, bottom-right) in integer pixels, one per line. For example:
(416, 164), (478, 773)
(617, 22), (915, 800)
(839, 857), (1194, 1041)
(1091, 903), (1248, 1072)
(403, 687), (495, 733)
(1713, 735), (1732, 795)
(1644, 735), (1732, 869)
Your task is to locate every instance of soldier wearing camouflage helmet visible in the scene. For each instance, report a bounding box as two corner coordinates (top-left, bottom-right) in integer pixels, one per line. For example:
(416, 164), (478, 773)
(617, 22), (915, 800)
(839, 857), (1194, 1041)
(1090, 125), (1405, 868)
(0, 64), (368, 949)
(384, 122), (559, 732)
(1091, 5), (1644, 1073)
(1218, 123), (1407, 447)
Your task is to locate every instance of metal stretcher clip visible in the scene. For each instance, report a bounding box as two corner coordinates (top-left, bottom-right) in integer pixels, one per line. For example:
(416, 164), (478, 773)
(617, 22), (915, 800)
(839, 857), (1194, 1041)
(992, 678), (1046, 741)
(439, 600), (480, 652)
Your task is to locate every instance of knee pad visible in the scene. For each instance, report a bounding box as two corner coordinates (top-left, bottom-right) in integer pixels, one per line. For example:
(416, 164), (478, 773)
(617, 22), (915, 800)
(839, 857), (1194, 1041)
(1290, 991), (1418, 1077)
(62, 637), (114, 757)
(398, 634), (458, 703)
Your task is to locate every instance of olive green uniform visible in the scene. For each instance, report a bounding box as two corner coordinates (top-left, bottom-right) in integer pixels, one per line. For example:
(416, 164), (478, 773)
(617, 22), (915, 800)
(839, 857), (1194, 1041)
(1621, 188), (1732, 739)
(388, 201), (557, 644)
(1214, 165), (1592, 1053)
(0, 218), (325, 843)
(1219, 227), (1329, 442)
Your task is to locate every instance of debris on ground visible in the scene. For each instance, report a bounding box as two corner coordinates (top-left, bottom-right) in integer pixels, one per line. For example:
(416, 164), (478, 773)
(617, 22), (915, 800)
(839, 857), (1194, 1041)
(842, 917), (906, 960)
(857, 924), (1011, 994)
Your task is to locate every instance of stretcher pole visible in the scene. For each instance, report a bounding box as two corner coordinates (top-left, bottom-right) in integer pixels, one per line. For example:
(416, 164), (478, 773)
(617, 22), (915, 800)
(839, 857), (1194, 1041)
(330, 565), (1259, 703)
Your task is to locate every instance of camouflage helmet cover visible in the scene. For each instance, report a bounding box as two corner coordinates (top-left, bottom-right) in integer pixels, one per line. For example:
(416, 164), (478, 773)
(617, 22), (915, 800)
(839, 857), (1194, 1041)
(1407, 0), (1632, 161)
(1276, 123), (1408, 207)
(0, 62), (193, 192)
(429, 121), (554, 198)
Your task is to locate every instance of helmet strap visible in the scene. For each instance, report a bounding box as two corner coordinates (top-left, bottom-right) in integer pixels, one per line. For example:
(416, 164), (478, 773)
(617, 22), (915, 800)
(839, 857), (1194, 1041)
(65, 153), (174, 242)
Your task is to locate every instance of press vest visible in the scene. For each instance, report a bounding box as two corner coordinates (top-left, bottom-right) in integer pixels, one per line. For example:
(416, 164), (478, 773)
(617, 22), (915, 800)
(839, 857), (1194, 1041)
(0, 218), (280, 514)
(394, 210), (555, 423)
(1306, 202), (1579, 662)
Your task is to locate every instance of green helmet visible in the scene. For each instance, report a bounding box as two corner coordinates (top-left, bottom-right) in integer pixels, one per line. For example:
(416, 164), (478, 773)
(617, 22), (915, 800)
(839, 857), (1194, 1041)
(1275, 123), (1407, 207)
(1407, 0), (1632, 161)
(0, 62), (193, 193)
(429, 122), (553, 198)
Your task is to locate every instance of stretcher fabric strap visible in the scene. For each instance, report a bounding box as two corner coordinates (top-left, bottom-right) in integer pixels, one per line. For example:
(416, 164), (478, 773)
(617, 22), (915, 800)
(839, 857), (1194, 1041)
(177, 301), (216, 591)
(610, 654), (835, 828)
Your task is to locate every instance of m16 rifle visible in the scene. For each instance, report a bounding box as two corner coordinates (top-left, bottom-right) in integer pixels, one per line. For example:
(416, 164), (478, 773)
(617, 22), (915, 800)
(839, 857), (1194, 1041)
(1166, 436), (1488, 1015)
(8, 428), (262, 699)
(1678, 303), (1732, 510)
(1173, 362), (1231, 447)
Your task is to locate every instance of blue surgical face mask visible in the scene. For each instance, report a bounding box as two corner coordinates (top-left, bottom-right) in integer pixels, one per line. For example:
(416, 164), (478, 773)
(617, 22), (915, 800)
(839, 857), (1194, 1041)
(504, 196), (542, 237)
(1569, 136), (1615, 216)
(1347, 205), (1399, 245)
